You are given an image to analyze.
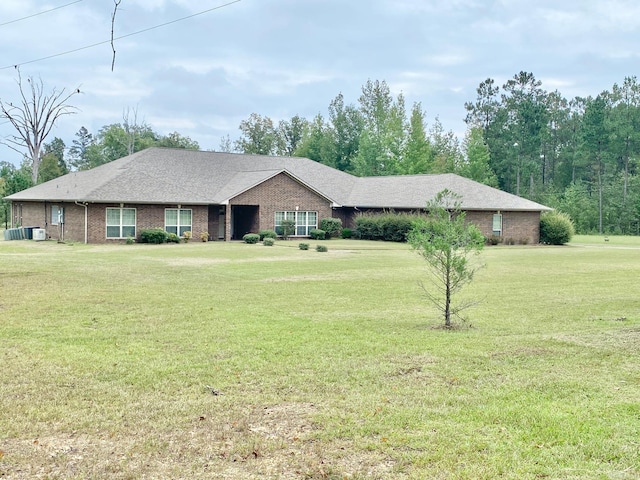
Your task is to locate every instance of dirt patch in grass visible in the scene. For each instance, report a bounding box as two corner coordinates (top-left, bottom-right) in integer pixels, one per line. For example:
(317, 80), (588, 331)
(1, 402), (398, 479)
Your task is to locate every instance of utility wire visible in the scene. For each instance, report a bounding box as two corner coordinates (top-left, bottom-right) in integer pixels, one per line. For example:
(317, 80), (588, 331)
(0, 1), (84, 27)
(0, 0), (241, 70)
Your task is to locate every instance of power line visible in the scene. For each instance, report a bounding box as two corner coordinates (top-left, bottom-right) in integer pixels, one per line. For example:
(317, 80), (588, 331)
(0, 0), (242, 70)
(0, 1), (84, 27)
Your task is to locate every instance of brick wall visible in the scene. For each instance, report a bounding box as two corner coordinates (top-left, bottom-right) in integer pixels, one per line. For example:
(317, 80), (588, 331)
(11, 201), (86, 242)
(10, 196), (541, 245)
(85, 204), (209, 244)
(337, 207), (542, 244)
(10, 201), (209, 244)
(465, 210), (541, 244)
(229, 173), (333, 239)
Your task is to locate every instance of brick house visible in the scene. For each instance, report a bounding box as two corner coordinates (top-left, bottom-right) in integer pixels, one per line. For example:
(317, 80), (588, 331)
(5, 147), (550, 244)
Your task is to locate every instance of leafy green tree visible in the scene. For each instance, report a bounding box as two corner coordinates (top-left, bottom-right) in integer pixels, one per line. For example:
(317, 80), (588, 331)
(235, 113), (277, 155)
(0, 160), (33, 226)
(581, 94), (610, 233)
(327, 93), (363, 172)
(465, 78), (511, 187)
(609, 76), (640, 203)
(407, 190), (485, 328)
(501, 72), (548, 196)
(38, 137), (68, 182)
(464, 78), (501, 136)
(38, 153), (65, 183)
(68, 126), (94, 170)
(353, 79), (407, 176)
(459, 127), (498, 187)
(1, 160), (32, 195)
(400, 102), (432, 174)
(294, 114), (335, 166)
(156, 132), (199, 150)
(540, 90), (570, 189)
(276, 115), (307, 156)
(0, 157), (34, 228)
(429, 117), (460, 173)
(91, 123), (156, 165)
(554, 182), (598, 233)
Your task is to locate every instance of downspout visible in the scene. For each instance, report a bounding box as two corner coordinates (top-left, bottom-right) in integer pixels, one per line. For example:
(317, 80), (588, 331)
(75, 201), (88, 244)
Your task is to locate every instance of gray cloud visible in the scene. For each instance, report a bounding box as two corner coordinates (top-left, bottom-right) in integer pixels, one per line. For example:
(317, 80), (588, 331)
(0, 0), (638, 164)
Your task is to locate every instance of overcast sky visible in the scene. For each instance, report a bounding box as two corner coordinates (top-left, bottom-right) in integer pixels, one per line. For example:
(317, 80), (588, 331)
(0, 0), (638, 166)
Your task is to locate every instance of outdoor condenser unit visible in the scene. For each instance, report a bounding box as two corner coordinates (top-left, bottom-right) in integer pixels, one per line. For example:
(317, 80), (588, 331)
(33, 229), (46, 241)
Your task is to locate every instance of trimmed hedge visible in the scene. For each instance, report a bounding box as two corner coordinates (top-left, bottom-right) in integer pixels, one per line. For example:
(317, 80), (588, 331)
(140, 228), (169, 244)
(355, 212), (422, 242)
(319, 218), (342, 238)
(341, 228), (352, 239)
(242, 233), (260, 244)
(263, 237), (275, 246)
(540, 211), (575, 245)
(259, 229), (277, 240)
(310, 229), (326, 240)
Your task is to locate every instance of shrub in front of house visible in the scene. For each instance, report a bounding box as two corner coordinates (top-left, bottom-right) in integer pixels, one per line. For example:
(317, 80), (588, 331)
(243, 233), (260, 244)
(486, 235), (501, 245)
(341, 228), (352, 239)
(316, 244), (328, 252)
(540, 211), (575, 245)
(259, 229), (277, 241)
(355, 212), (421, 242)
(319, 218), (342, 238)
(140, 228), (169, 244)
(167, 233), (180, 243)
(298, 243), (309, 250)
(310, 229), (326, 240)
(279, 219), (296, 240)
(200, 231), (209, 242)
(263, 238), (275, 246)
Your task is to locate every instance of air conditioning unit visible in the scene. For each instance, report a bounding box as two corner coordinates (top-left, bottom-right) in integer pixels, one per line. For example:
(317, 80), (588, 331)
(33, 229), (46, 241)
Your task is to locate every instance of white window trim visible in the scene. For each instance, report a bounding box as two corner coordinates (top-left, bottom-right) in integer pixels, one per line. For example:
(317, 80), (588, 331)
(106, 207), (137, 239)
(51, 205), (62, 225)
(492, 213), (503, 236)
(164, 208), (193, 237)
(275, 210), (318, 237)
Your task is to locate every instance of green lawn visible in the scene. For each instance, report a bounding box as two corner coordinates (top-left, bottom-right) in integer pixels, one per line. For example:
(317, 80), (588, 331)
(1, 238), (638, 479)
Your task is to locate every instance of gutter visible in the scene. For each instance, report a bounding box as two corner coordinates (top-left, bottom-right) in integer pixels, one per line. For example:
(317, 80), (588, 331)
(75, 201), (89, 244)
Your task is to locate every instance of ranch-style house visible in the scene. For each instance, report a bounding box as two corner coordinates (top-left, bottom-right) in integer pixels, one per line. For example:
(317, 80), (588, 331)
(5, 147), (551, 244)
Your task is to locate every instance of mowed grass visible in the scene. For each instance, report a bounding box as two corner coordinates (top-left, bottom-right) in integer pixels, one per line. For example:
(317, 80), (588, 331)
(0, 237), (638, 479)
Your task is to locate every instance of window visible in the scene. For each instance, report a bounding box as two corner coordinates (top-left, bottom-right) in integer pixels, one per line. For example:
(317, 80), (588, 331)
(51, 205), (63, 225)
(275, 210), (317, 236)
(165, 208), (192, 236)
(106, 208), (136, 238)
(492, 213), (503, 236)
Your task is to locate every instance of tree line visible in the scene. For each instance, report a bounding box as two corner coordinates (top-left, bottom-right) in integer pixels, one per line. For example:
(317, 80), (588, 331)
(3, 73), (640, 234)
(230, 74), (640, 235)
(224, 79), (497, 187)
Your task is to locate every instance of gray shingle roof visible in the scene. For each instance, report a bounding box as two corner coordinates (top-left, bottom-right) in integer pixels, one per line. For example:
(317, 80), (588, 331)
(6, 147), (550, 211)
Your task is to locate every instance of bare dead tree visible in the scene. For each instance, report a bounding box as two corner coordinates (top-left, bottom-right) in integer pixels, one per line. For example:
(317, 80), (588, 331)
(0, 69), (79, 184)
(121, 106), (146, 155)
